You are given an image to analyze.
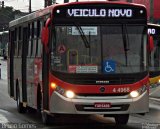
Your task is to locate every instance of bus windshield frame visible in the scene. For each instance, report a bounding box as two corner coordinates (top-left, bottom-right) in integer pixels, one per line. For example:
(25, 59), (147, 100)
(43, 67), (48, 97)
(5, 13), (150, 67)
(50, 3), (147, 75)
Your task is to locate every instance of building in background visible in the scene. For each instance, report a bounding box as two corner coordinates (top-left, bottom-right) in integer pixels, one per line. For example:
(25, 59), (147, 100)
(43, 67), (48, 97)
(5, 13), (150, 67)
(0, 6), (27, 57)
(0, 31), (8, 59)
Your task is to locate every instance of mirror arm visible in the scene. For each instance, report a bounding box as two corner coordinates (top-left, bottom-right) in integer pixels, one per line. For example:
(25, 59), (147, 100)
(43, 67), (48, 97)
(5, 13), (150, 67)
(45, 18), (51, 27)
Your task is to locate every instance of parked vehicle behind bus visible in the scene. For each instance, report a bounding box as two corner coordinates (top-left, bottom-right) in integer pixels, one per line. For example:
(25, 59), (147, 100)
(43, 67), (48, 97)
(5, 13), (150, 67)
(148, 23), (160, 96)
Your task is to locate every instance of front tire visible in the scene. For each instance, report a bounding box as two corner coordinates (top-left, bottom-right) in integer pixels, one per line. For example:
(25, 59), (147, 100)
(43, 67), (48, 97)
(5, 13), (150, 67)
(16, 85), (26, 113)
(114, 114), (129, 125)
(42, 111), (53, 125)
(38, 91), (53, 125)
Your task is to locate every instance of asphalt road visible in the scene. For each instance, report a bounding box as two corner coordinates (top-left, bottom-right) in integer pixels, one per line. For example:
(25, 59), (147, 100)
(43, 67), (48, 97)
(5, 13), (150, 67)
(0, 59), (160, 129)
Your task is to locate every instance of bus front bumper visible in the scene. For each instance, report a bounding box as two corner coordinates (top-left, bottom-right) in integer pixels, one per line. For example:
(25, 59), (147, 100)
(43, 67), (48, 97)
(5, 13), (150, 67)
(49, 91), (149, 114)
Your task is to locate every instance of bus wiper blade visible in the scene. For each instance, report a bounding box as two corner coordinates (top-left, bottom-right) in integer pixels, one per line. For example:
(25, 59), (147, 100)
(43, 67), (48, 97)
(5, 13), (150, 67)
(75, 24), (90, 48)
(122, 24), (130, 66)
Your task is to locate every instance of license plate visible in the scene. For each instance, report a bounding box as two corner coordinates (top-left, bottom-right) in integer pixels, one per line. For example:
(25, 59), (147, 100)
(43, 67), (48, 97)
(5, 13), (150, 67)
(94, 103), (111, 108)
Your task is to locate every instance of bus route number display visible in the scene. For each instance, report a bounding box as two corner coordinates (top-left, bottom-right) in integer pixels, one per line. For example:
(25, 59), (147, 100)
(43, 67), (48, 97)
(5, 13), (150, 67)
(148, 28), (156, 35)
(67, 8), (133, 18)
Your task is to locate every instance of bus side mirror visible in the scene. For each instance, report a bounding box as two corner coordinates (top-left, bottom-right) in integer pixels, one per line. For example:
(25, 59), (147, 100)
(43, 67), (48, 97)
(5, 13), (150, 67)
(41, 27), (49, 46)
(148, 35), (154, 52)
(41, 18), (51, 52)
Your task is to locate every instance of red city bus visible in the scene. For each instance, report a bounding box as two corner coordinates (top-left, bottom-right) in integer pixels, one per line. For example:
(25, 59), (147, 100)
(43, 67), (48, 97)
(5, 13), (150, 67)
(147, 23), (160, 95)
(8, 1), (149, 124)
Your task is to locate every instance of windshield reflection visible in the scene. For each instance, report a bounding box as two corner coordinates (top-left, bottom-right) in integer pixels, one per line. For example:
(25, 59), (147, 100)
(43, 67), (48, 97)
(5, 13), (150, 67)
(51, 25), (146, 74)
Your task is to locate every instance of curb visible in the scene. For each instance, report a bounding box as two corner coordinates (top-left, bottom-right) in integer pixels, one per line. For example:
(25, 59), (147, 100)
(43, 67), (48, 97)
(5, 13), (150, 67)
(150, 97), (160, 101)
(149, 97), (160, 105)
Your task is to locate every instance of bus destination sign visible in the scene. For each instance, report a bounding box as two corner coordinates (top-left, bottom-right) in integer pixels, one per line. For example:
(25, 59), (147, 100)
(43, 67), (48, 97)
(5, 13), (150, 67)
(67, 8), (133, 18)
(53, 4), (146, 23)
(148, 25), (160, 36)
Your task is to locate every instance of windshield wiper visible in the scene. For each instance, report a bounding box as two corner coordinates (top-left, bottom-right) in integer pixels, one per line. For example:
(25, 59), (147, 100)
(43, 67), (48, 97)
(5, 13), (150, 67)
(122, 24), (130, 66)
(75, 24), (90, 48)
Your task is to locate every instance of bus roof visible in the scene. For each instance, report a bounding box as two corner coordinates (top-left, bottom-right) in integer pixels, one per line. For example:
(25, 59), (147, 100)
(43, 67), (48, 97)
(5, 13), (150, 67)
(147, 23), (160, 28)
(9, 1), (146, 28)
(0, 31), (9, 35)
(148, 23), (160, 36)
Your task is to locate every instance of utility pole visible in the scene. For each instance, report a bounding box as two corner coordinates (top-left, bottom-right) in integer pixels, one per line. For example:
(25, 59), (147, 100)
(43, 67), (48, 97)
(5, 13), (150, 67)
(48, 0), (52, 6)
(52, 0), (56, 4)
(1, 1), (4, 8)
(45, 0), (52, 7)
(64, 0), (69, 3)
(0, 1), (4, 8)
(45, 0), (47, 7)
(29, 0), (31, 13)
(127, 0), (132, 2)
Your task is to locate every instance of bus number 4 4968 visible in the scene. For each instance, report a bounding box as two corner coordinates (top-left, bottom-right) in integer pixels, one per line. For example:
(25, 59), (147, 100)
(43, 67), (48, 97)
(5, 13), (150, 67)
(113, 87), (130, 93)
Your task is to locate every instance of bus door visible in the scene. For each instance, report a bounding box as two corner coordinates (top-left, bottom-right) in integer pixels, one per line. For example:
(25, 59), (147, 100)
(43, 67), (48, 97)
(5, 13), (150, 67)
(22, 27), (28, 103)
(42, 42), (49, 110)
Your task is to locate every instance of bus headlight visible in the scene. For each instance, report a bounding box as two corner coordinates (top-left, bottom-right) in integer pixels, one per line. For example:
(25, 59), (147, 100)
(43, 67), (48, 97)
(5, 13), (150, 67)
(130, 91), (139, 98)
(65, 90), (75, 99)
(130, 85), (147, 98)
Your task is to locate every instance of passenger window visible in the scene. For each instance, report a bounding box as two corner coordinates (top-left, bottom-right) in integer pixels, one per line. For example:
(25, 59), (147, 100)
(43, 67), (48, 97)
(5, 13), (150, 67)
(32, 21), (37, 57)
(37, 20), (43, 57)
(28, 24), (32, 57)
(14, 28), (18, 57)
(18, 26), (22, 57)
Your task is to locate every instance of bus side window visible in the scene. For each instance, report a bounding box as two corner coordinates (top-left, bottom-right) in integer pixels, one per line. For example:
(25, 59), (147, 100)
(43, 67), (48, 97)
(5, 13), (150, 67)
(31, 21), (37, 57)
(8, 32), (10, 57)
(18, 26), (22, 57)
(9, 31), (14, 57)
(14, 28), (18, 57)
(37, 20), (43, 57)
(28, 23), (32, 57)
(36, 20), (40, 57)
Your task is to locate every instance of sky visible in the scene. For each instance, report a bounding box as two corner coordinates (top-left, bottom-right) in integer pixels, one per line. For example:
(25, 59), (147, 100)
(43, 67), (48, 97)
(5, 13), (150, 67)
(4, 0), (45, 12)
(4, 0), (104, 12)
(3, 0), (69, 12)
(3, 0), (105, 12)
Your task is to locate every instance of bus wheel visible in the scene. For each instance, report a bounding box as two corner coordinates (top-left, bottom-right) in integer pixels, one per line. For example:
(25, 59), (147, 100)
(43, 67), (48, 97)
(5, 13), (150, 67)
(114, 114), (129, 125)
(37, 85), (42, 113)
(41, 111), (52, 125)
(16, 84), (26, 113)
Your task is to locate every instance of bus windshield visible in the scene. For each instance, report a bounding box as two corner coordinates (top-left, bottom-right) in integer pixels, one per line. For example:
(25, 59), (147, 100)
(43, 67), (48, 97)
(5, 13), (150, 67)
(149, 37), (160, 71)
(50, 25), (146, 74)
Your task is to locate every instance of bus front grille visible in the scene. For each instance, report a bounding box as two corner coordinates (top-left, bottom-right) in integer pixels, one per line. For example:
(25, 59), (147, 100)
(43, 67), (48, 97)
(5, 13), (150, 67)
(76, 93), (129, 97)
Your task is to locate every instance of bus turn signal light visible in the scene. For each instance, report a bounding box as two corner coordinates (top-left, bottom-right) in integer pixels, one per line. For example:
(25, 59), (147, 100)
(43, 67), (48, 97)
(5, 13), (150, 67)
(50, 82), (57, 89)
